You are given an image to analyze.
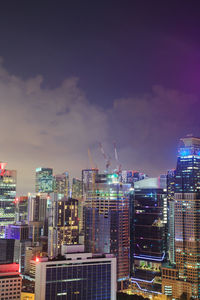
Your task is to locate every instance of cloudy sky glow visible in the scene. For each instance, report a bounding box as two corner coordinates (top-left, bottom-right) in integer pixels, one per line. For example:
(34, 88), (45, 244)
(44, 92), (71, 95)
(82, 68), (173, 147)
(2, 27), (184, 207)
(1, 1), (200, 193)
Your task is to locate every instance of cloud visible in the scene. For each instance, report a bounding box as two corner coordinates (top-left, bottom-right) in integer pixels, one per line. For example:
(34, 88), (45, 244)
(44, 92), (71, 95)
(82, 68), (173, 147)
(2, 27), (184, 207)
(109, 85), (200, 175)
(1, 58), (200, 194)
(0, 61), (109, 193)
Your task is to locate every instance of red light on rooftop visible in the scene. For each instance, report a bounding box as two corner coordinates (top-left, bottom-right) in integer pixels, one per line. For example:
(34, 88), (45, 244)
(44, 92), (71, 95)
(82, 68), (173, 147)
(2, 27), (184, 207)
(36, 257), (40, 262)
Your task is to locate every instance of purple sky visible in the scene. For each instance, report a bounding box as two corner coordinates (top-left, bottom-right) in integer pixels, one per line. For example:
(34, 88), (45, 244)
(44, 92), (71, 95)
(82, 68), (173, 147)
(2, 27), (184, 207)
(1, 1), (200, 194)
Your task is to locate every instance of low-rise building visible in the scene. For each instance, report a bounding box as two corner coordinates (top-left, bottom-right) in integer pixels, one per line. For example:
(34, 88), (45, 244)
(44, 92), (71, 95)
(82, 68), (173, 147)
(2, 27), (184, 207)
(0, 263), (22, 300)
(31, 247), (117, 300)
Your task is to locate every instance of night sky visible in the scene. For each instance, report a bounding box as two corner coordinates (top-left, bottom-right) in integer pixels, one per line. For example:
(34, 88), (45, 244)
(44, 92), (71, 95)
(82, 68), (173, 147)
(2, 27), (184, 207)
(1, 1), (200, 193)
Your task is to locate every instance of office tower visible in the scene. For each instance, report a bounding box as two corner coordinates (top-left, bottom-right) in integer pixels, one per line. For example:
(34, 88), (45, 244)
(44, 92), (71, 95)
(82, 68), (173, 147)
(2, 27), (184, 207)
(53, 172), (69, 197)
(33, 248), (116, 300)
(72, 178), (82, 199)
(167, 169), (176, 264)
(72, 178), (83, 236)
(81, 169), (99, 235)
(15, 196), (28, 223)
(48, 194), (79, 258)
(131, 181), (167, 294)
(35, 167), (53, 193)
(82, 168), (99, 195)
(162, 136), (200, 299)
(0, 163), (17, 237)
(28, 193), (48, 242)
(84, 172), (130, 286)
(5, 223), (31, 273)
(0, 239), (15, 264)
(0, 263), (22, 300)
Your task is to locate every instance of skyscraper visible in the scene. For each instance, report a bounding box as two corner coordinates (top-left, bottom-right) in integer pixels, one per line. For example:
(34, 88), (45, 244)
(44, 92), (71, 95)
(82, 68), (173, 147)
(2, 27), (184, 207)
(167, 169), (176, 264)
(84, 172), (130, 286)
(131, 180), (167, 294)
(14, 196), (28, 223)
(0, 163), (17, 237)
(0, 239), (15, 264)
(48, 194), (79, 258)
(5, 223), (31, 273)
(28, 193), (48, 242)
(35, 167), (53, 193)
(53, 172), (69, 197)
(162, 136), (200, 299)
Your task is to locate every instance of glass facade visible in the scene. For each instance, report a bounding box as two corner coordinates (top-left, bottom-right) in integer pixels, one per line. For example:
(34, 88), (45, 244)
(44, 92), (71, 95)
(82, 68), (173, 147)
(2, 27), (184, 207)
(84, 172), (130, 281)
(0, 168), (16, 237)
(45, 262), (111, 300)
(35, 167), (53, 193)
(48, 195), (79, 258)
(167, 169), (176, 264)
(53, 172), (69, 197)
(132, 188), (167, 293)
(174, 137), (200, 299)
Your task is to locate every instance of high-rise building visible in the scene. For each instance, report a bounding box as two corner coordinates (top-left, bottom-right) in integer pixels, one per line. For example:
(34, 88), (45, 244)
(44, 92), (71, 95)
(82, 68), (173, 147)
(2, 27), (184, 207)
(162, 136), (200, 299)
(0, 163), (17, 237)
(84, 172), (130, 285)
(72, 178), (82, 199)
(167, 169), (176, 264)
(0, 239), (15, 264)
(48, 194), (79, 258)
(72, 178), (83, 236)
(0, 263), (22, 300)
(5, 223), (31, 273)
(28, 193), (48, 242)
(14, 196), (28, 223)
(131, 183), (167, 294)
(32, 248), (117, 300)
(53, 172), (69, 197)
(35, 167), (53, 193)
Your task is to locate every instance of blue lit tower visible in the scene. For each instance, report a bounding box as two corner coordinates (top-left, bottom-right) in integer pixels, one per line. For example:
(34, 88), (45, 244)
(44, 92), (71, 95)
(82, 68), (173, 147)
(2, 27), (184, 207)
(174, 137), (200, 298)
(162, 136), (200, 299)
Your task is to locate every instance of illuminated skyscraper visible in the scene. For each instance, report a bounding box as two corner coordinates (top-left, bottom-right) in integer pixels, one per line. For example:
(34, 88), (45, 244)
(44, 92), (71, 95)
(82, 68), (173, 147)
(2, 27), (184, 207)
(72, 177), (82, 199)
(162, 136), (200, 299)
(0, 163), (16, 237)
(72, 178), (83, 235)
(14, 196), (28, 223)
(48, 194), (79, 258)
(84, 172), (130, 286)
(131, 179), (167, 294)
(167, 169), (176, 264)
(28, 193), (48, 242)
(53, 172), (69, 197)
(35, 167), (53, 193)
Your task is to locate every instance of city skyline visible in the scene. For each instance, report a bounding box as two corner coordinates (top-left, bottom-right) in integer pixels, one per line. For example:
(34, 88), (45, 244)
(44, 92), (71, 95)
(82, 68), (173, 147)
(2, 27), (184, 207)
(1, 1), (200, 194)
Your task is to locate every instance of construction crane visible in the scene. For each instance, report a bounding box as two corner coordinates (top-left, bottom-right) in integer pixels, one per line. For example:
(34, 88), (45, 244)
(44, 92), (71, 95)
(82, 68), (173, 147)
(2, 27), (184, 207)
(99, 143), (111, 173)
